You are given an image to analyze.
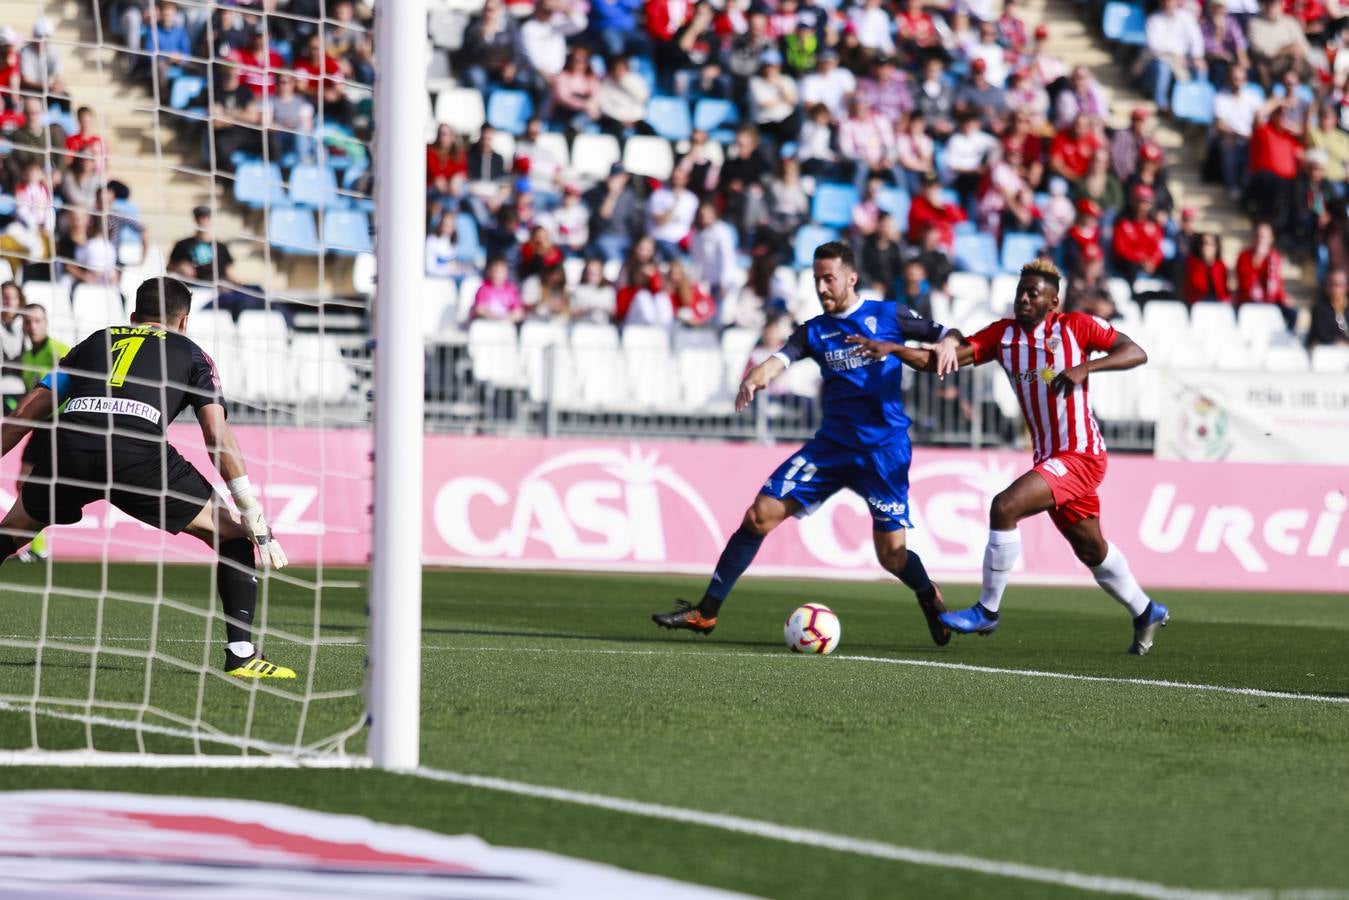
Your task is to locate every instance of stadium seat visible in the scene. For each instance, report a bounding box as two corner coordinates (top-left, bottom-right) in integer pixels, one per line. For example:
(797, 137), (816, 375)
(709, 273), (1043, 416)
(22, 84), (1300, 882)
(490, 129), (516, 165)
(322, 209), (374, 255)
(455, 213), (483, 263)
(794, 224), (838, 268)
(532, 131), (570, 175)
(999, 232), (1042, 274)
(693, 98), (739, 143)
(811, 183), (859, 229)
(1213, 341), (1261, 371)
(1087, 366), (1136, 421)
(677, 346), (729, 411)
(268, 207), (321, 255)
(781, 357), (823, 398)
(456, 275), (482, 326)
(187, 309), (236, 348)
(1102, 2), (1146, 45)
(467, 318), (525, 388)
(645, 95), (693, 143)
(1171, 81), (1216, 125)
(422, 278), (459, 338)
(520, 320), (568, 402)
(1262, 344), (1310, 372)
(291, 334), (354, 404)
(569, 322), (626, 408)
(289, 164), (343, 209)
(353, 252), (376, 296)
(1237, 303), (1288, 348)
(622, 135), (675, 180)
(953, 232), (999, 277)
(485, 89), (533, 135)
(720, 327), (759, 394)
(989, 274), (1019, 316)
(945, 272), (990, 308)
(623, 324), (679, 408)
(434, 88), (488, 135)
(876, 187), (910, 224)
(1311, 344), (1349, 373)
(71, 285), (125, 340)
(1189, 301), (1237, 336)
(169, 74), (206, 111)
(236, 311), (292, 402)
(1142, 299), (1190, 341)
(234, 161), (288, 208)
(571, 133), (622, 180)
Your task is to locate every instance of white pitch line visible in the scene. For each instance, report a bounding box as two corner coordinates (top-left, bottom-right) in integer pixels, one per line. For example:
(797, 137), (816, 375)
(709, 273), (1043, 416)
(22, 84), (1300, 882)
(5, 636), (1348, 706)
(411, 767), (1257, 900)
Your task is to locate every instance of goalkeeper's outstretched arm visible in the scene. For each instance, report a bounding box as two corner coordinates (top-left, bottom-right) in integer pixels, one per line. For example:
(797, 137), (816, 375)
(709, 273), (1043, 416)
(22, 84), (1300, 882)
(196, 403), (288, 569)
(0, 387), (53, 457)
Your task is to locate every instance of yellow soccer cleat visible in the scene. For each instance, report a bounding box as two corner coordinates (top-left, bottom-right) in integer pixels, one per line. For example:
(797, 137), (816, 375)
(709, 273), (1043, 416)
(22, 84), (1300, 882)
(227, 657), (297, 679)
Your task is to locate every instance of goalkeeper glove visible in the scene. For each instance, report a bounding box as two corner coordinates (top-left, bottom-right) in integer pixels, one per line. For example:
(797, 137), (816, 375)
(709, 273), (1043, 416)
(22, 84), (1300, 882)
(228, 476), (289, 569)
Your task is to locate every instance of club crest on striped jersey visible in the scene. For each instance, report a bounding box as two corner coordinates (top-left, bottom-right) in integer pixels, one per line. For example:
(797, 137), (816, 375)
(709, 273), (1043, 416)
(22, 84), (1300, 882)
(1046, 335), (1061, 351)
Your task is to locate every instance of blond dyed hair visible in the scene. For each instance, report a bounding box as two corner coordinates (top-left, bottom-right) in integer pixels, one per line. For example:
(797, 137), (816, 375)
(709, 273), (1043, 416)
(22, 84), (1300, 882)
(1020, 258), (1063, 283)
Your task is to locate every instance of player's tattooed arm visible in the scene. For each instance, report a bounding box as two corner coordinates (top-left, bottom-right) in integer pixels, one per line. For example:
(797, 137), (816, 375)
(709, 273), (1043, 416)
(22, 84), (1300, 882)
(1048, 332), (1148, 396)
(0, 386), (53, 457)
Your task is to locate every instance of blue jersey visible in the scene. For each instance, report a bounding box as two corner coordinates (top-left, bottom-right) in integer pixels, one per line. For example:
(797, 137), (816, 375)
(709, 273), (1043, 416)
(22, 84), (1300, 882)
(773, 299), (945, 451)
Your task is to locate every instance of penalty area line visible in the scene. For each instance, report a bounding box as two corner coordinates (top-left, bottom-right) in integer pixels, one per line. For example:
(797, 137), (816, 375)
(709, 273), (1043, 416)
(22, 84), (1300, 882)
(411, 766), (1256, 900)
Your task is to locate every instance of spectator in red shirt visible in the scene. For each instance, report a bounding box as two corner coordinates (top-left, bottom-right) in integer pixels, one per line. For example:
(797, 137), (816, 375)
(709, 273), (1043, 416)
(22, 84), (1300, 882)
(519, 224), (565, 282)
(294, 33), (353, 124)
(1062, 197), (1102, 278)
(1235, 220), (1296, 327)
(1181, 232), (1231, 303)
(64, 106), (107, 173)
(907, 174), (967, 250)
(0, 30), (20, 108)
(1247, 101), (1302, 234)
(1049, 115), (1102, 184)
(998, 0), (1029, 51)
(1111, 184), (1166, 282)
(228, 29), (285, 97)
(896, 0), (940, 53)
(668, 259), (717, 326)
(427, 124), (467, 191)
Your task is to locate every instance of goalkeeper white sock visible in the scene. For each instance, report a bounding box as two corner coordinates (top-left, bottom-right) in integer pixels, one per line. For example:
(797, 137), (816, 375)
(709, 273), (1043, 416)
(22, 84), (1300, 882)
(227, 641), (256, 659)
(978, 529), (1020, 613)
(1090, 542), (1151, 617)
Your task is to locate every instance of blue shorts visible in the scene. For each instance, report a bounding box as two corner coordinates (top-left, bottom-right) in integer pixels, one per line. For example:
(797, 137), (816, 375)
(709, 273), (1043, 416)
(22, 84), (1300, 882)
(760, 437), (913, 532)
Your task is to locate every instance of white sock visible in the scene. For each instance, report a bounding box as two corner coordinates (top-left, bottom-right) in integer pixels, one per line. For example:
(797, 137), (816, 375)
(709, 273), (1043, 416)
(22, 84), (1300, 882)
(227, 641), (256, 659)
(1090, 543), (1151, 618)
(978, 529), (1020, 613)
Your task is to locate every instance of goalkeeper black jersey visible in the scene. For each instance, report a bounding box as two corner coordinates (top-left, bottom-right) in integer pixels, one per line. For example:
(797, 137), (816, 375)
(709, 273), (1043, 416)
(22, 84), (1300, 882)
(42, 324), (225, 456)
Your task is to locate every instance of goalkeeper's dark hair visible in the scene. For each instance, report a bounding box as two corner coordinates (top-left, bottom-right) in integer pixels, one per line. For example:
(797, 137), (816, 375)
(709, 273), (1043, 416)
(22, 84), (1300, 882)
(133, 277), (193, 322)
(813, 241), (855, 270)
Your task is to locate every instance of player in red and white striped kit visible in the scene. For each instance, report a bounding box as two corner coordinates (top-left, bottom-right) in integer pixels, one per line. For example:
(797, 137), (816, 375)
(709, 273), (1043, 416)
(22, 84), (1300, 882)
(847, 259), (1170, 655)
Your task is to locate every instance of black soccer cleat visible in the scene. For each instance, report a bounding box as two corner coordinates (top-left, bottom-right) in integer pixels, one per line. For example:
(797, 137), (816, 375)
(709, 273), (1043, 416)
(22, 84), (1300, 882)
(917, 584), (952, 647)
(652, 599), (718, 635)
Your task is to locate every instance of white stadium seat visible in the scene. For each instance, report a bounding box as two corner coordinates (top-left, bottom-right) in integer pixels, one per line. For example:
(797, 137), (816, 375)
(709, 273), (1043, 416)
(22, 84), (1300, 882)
(490, 130), (515, 165)
(435, 87), (485, 135)
(519, 320), (568, 402)
(944, 272), (990, 308)
(1262, 343), (1310, 373)
(677, 346), (729, 410)
(1189, 301), (1237, 336)
(989, 274), (1018, 317)
(571, 134), (622, 181)
(291, 335), (355, 404)
(1311, 344), (1349, 373)
(622, 135), (674, 181)
(623, 324), (678, 408)
(782, 357), (822, 398)
(1141, 299), (1189, 339)
(456, 275), (481, 326)
(422, 278), (459, 338)
(1212, 340), (1261, 372)
(235, 310), (293, 402)
(466, 318), (524, 388)
(1237, 303), (1287, 349)
(569, 321), (626, 408)
(71, 285), (126, 341)
(353, 252), (376, 297)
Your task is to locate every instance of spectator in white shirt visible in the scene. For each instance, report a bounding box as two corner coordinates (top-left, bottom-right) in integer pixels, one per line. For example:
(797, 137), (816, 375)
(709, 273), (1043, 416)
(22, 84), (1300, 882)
(519, 0), (587, 92)
(571, 258), (618, 323)
(1142, 0), (1206, 112)
(851, 0), (896, 56)
(425, 213), (462, 280)
(800, 50), (855, 119)
(1209, 63), (1263, 198)
(545, 182), (590, 252)
(747, 52), (800, 147)
(968, 19), (1009, 87)
(690, 201), (737, 303)
(945, 113), (998, 211)
(646, 167), (700, 260)
(597, 54), (651, 138)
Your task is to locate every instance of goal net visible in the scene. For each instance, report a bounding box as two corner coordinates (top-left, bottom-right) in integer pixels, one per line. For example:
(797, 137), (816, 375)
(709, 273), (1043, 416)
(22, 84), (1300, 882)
(0, 0), (386, 765)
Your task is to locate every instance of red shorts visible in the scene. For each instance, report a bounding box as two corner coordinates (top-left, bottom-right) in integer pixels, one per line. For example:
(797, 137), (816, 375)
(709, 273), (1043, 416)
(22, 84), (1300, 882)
(1033, 451), (1107, 532)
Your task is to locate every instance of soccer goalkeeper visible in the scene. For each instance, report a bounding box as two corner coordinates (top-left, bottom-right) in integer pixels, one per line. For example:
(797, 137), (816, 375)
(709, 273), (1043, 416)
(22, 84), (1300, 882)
(0, 277), (295, 679)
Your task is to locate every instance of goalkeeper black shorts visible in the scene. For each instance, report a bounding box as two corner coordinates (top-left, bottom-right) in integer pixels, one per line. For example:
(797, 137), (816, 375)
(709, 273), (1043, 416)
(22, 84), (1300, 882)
(23, 439), (215, 534)
(19, 429), (50, 468)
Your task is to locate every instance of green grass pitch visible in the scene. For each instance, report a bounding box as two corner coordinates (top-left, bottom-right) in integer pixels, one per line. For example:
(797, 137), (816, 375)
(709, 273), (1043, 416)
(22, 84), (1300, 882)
(2, 564), (1348, 897)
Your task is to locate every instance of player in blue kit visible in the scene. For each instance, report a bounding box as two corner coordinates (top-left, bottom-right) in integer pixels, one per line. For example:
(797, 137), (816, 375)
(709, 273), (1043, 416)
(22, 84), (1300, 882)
(652, 242), (962, 645)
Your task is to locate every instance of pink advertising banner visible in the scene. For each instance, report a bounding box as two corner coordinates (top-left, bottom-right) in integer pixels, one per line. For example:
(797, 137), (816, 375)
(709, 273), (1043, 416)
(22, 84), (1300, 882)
(7, 429), (1348, 593)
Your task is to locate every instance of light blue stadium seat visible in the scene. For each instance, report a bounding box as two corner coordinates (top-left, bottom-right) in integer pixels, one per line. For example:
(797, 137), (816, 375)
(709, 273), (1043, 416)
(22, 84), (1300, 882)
(456, 213), (482, 262)
(794, 224), (838, 269)
(812, 183), (859, 229)
(322, 209), (373, 255)
(1171, 81), (1215, 125)
(268, 207), (320, 256)
(1000, 232), (1042, 274)
(954, 232), (1000, 277)
(169, 74), (206, 110)
(646, 95), (693, 143)
(234, 161), (288, 208)
(289, 163), (343, 209)
(486, 89), (534, 135)
(693, 98), (739, 142)
(630, 56), (657, 96)
(1102, 2), (1146, 45)
(877, 187), (910, 224)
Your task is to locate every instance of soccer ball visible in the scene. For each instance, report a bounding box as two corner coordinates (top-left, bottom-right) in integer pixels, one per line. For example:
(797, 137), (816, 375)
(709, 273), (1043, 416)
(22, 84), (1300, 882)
(784, 603), (842, 655)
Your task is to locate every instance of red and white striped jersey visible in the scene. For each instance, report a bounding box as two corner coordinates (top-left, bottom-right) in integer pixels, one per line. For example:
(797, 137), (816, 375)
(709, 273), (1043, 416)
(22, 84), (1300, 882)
(966, 312), (1118, 463)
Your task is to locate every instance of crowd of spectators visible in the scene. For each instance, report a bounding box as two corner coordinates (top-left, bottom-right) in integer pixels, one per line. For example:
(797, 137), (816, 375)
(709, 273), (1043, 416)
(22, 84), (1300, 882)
(428, 0), (1349, 352)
